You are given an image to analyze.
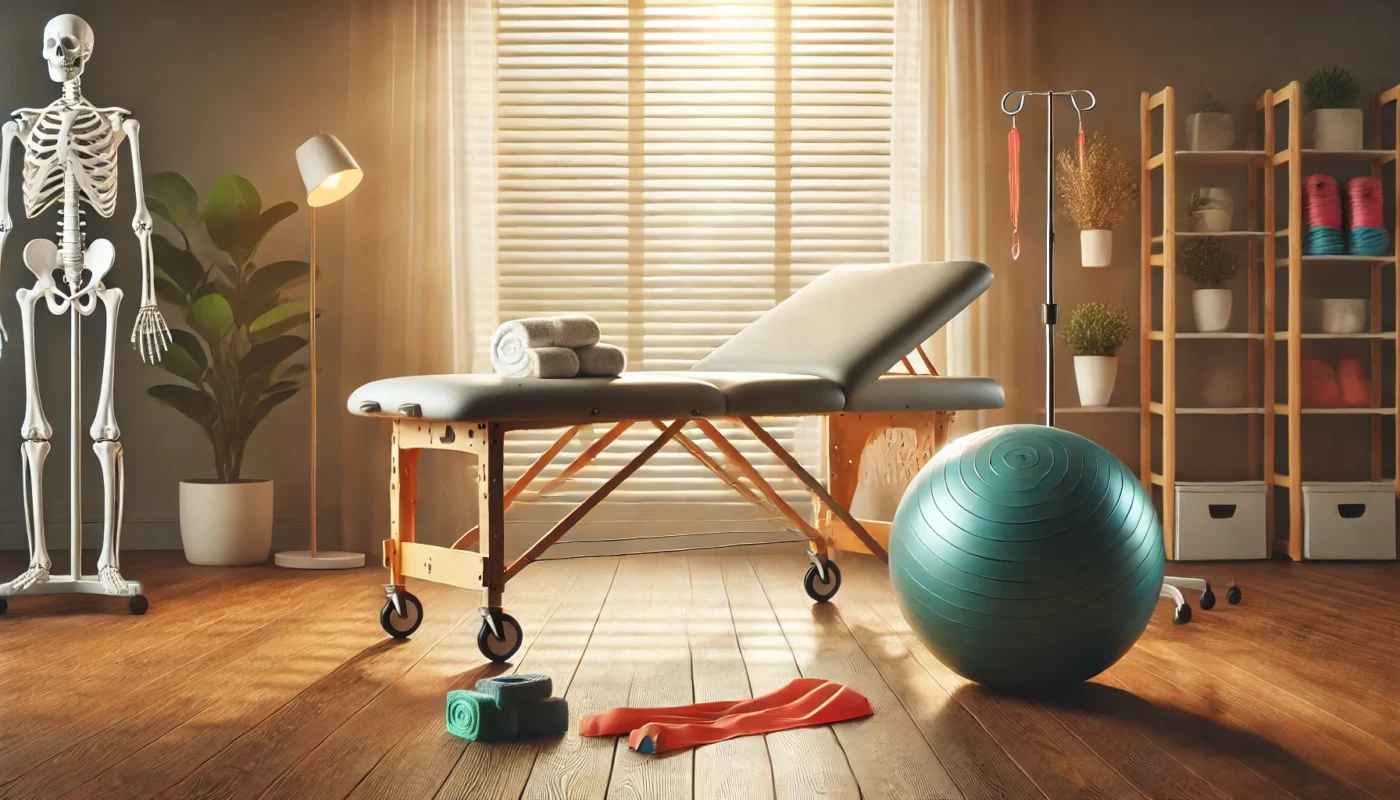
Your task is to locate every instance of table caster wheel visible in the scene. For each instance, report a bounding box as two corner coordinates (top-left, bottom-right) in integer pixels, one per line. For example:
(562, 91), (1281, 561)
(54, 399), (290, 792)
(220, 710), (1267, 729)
(1173, 603), (1192, 625)
(128, 595), (149, 616)
(1227, 584), (1242, 605)
(804, 561), (842, 603)
(1199, 587), (1216, 610)
(478, 612), (523, 663)
(380, 591), (423, 639)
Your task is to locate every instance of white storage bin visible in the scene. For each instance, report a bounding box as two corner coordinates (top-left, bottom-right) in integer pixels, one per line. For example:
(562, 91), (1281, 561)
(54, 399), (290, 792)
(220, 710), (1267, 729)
(1302, 482), (1397, 560)
(1174, 481), (1268, 560)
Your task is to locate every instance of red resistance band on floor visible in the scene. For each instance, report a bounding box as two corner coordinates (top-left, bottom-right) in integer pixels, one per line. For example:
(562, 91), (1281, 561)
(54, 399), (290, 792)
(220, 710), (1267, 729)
(580, 677), (873, 755)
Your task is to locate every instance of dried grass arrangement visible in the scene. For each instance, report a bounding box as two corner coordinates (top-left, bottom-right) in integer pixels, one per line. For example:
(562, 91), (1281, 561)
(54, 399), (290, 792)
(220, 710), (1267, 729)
(1055, 132), (1138, 231)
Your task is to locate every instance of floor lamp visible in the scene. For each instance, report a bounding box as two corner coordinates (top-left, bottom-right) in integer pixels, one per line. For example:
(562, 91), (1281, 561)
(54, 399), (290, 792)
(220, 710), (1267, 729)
(276, 134), (366, 570)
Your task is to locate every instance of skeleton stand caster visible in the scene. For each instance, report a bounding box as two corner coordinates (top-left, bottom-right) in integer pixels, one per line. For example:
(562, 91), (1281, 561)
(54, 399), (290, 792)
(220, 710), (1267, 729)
(1227, 584), (1242, 604)
(1173, 603), (1192, 625)
(803, 559), (841, 603)
(128, 594), (148, 615)
(478, 608), (523, 663)
(0, 597), (7, 616)
(1199, 586), (1216, 610)
(380, 590), (423, 639)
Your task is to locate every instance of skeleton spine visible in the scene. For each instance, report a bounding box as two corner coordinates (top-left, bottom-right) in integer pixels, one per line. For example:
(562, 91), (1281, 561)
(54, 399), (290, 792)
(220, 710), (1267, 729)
(60, 78), (84, 282)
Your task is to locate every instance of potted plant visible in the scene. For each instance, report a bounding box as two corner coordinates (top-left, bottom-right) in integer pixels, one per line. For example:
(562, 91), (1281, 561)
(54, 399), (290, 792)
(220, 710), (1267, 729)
(1180, 236), (1242, 332)
(144, 172), (311, 566)
(1061, 302), (1131, 408)
(1185, 94), (1235, 151)
(1055, 132), (1139, 268)
(1188, 187), (1233, 232)
(1305, 66), (1362, 150)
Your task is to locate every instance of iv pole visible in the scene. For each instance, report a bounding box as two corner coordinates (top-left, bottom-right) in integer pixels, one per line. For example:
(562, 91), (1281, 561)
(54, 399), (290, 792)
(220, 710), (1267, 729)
(1000, 89), (1096, 429)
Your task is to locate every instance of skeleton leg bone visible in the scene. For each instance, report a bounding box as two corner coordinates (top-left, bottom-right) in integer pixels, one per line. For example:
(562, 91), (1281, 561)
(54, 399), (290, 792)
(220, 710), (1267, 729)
(3, 280), (58, 595)
(90, 284), (128, 594)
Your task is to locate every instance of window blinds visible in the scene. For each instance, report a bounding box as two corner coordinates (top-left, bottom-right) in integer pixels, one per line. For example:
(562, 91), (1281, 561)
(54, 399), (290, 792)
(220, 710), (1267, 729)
(496, 0), (893, 543)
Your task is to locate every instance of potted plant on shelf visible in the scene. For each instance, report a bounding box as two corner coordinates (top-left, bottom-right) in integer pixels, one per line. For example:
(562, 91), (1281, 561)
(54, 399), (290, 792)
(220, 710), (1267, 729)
(1056, 132), (1139, 268)
(1180, 236), (1242, 332)
(145, 172), (310, 566)
(1185, 94), (1235, 151)
(1305, 66), (1362, 150)
(1061, 302), (1131, 408)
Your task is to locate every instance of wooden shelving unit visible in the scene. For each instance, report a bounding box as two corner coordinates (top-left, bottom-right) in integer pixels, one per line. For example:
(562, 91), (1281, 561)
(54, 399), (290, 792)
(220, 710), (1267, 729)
(1264, 81), (1400, 560)
(1140, 86), (1271, 560)
(1143, 83), (1400, 561)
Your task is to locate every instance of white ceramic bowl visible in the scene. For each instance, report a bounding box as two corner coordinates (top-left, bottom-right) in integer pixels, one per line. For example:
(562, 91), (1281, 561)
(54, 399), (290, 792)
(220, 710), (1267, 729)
(1320, 298), (1366, 334)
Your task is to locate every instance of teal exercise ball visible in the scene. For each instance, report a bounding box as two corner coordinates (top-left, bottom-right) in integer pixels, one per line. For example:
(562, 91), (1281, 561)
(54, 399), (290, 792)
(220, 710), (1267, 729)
(889, 424), (1164, 693)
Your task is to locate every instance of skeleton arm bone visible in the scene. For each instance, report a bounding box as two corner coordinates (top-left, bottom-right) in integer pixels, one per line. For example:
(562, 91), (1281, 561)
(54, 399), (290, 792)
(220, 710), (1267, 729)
(121, 117), (169, 363)
(0, 120), (20, 353)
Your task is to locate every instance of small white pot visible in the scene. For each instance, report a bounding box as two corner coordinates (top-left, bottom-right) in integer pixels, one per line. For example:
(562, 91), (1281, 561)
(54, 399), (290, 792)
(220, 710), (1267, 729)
(1305, 109), (1363, 150)
(1185, 112), (1236, 151)
(179, 479), (274, 566)
(1073, 355), (1117, 408)
(1080, 229), (1112, 268)
(1320, 298), (1367, 333)
(1193, 288), (1233, 332)
(1190, 187), (1234, 232)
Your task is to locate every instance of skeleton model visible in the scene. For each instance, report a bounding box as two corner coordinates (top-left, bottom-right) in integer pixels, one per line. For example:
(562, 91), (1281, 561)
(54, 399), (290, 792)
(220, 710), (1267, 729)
(0, 15), (169, 612)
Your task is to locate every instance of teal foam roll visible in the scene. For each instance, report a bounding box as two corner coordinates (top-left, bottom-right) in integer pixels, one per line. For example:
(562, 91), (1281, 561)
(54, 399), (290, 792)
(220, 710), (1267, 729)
(1349, 226), (1390, 257)
(446, 690), (519, 742)
(475, 673), (553, 705)
(516, 696), (570, 738)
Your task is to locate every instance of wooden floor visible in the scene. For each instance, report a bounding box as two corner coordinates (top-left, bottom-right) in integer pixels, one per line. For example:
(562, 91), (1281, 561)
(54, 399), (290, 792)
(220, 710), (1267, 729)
(1, 549), (1398, 799)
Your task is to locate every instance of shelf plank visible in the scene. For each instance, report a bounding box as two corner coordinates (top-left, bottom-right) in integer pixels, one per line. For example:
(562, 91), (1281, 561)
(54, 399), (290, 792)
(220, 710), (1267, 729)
(1300, 148), (1396, 163)
(1284, 332), (1397, 340)
(1173, 149), (1266, 164)
(1274, 255), (1395, 267)
(1149, 402), (1264, 415)
(1271, 472), (1294, 488)
(1041, 406), (1140, 415)
(1149, 331), (1265, 340)
(1272, 403), (1397, 415)
(1150, 231), (1271, 244)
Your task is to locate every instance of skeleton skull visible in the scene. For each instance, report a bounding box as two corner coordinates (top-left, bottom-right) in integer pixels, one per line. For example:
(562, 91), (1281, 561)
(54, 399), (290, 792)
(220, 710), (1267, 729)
(42, 15), (93, 83)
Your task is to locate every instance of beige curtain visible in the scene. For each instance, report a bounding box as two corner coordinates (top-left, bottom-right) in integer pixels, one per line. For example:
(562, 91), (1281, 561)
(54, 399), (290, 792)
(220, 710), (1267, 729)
(334, 0), (497, 554)
(890, 0), (1032, 427)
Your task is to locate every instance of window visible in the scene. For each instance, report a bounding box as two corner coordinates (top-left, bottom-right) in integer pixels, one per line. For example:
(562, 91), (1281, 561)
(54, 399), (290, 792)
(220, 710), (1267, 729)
(496, 0), (894, 546)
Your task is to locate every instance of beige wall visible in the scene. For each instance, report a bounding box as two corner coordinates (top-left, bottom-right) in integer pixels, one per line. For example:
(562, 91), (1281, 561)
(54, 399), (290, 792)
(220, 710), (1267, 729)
(0, 1), (353, 552)
(1027, 0), (1400, 488)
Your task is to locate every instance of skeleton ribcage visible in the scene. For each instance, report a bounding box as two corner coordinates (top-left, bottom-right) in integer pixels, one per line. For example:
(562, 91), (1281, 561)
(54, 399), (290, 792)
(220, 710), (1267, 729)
(21, 105), (121, 219)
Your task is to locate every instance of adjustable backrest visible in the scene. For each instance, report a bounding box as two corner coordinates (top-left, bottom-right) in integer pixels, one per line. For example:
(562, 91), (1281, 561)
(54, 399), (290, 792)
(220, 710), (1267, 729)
(691, 260), (992, 394)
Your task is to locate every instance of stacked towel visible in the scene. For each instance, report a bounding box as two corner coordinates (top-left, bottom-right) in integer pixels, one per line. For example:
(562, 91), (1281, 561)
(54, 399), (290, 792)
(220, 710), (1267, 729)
(490, 315), (626, 378)
(446, 674), (570, 742)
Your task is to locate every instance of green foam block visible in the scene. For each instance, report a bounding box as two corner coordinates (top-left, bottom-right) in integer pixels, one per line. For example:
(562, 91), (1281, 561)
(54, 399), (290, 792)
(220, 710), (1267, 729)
(446, 690), (519, 742)
(515, 696), (569, 738)
(475, 673), (553, 706)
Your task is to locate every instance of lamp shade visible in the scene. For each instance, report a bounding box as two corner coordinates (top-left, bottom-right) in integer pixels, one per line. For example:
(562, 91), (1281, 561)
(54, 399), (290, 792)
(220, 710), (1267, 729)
(296, 133), (363, 207)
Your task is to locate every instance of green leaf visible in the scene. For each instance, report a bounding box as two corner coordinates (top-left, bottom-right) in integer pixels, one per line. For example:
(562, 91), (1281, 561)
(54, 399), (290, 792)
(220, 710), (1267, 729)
(240, 335), (306, 380)
(238, 202), (298, 267)
(249, 301), (309, 343)
(189, 293), (235, 342)
(154, 274), (186, 307)
(246, 260), (310, 299)
(279, 362), (310, 378)
(145, 172), (200, 232)
(152, 234), (204, 295)
(246, 387), (298, 434)
(171, 329), (208, 374)
(205, 173), (261, 257)
(147, 384), (217, 432)
(264, 379), (299, 395)
(158, 338), (206, 386)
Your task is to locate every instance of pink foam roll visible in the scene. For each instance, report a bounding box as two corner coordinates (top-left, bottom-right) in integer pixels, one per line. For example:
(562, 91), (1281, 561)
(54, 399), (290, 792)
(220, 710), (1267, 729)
(1348, 177), (1385, 229)
(1305, 174), (1343, 229)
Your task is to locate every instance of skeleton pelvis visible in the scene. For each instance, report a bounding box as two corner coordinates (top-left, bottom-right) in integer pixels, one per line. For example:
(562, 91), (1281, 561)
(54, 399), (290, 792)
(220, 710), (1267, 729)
(23, 236), (114, 289)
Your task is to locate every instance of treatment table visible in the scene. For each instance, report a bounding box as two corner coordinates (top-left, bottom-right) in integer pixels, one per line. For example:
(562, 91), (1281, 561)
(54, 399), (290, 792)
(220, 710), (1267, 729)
(349, 260), (1004, 662)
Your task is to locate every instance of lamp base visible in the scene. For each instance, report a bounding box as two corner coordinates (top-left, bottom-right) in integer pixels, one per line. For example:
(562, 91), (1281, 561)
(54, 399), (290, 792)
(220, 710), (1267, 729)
(275, 550), (366, 570)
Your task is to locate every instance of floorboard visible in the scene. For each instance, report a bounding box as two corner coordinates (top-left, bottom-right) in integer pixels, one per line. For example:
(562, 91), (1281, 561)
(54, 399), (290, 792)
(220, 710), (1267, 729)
(0, 550), (1395, 800)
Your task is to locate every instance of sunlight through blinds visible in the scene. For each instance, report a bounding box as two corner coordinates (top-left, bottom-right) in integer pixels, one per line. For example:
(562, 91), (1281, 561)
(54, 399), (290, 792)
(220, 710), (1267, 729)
(496, 0), (893, 538)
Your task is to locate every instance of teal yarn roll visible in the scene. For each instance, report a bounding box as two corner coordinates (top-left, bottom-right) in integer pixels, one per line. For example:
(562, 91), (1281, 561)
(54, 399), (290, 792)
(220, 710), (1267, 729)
(889, 425), (1164, 693)
(1305, 226), (1346, 256)
(1349, 226), (1390, 256)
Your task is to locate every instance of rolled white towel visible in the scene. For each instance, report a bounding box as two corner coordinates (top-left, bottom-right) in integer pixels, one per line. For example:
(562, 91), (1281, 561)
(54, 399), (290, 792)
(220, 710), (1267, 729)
(575, 343), (627, 377)
(492, 315), (601, 353)
(494, 346), (580, 379)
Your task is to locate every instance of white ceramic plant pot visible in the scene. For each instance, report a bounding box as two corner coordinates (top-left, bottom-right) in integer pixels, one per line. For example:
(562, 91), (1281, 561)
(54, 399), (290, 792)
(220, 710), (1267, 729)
(179, 479), (274, 566)
(1185, 112), (1235, 151)
(1193, 288), (1233, 332)
(1080, 229), (1112, 268)
(1190, 187), (1233, 232)
(1320, 298), (1366, 333)
(1305, 109), (1363, 150)
(1074, 355), (1117, 408)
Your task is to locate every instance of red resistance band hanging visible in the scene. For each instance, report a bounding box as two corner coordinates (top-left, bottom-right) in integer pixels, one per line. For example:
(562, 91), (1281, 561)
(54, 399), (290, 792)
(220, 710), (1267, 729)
(1008, 117), (1020, 260)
